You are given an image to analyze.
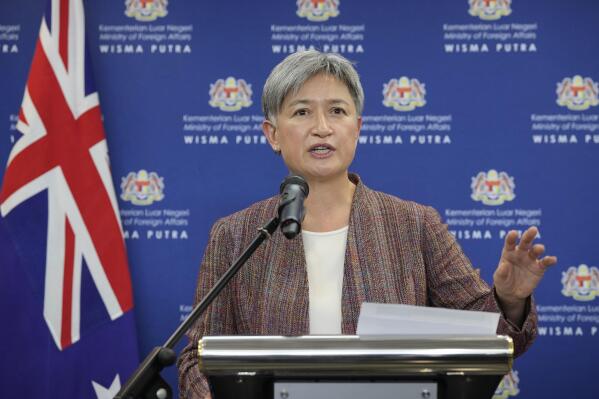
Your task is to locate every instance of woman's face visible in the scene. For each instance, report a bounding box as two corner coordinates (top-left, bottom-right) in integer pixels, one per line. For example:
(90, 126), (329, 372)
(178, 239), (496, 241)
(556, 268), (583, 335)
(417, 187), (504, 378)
(263, 73), (362, 184)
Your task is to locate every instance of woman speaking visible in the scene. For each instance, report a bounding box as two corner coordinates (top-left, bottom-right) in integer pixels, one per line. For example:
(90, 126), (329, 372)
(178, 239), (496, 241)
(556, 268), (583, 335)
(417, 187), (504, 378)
(177, 50), (556, 399)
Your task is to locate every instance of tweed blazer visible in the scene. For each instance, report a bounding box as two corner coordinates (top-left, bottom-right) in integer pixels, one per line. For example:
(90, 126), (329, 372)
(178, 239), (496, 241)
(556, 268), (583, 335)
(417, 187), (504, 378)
(178, 175), (537, 399)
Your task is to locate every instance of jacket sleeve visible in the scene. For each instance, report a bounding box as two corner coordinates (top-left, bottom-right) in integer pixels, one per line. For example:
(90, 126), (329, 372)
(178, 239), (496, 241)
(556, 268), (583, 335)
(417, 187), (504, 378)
(420, 206), (537, 357)
(177, 219), (238, 399)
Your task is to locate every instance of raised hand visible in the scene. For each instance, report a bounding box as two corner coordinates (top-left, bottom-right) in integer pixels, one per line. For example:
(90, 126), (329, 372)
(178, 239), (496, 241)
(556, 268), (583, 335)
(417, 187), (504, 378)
(493, 227), (557, 324)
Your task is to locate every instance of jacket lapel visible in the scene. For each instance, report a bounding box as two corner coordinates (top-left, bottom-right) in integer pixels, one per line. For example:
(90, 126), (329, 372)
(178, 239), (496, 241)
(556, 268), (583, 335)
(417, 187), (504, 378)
(264, 226), (310, 335)
(341, 175), (369, 334)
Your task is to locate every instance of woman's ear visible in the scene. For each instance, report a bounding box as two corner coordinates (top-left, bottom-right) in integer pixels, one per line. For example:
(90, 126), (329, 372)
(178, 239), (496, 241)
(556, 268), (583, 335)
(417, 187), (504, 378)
(262, 120), (280, 153)
(355, 116), (362, 141)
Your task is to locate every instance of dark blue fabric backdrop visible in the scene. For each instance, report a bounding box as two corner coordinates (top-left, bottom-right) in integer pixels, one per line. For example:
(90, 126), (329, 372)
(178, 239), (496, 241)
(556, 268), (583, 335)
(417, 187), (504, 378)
(1, 1), (598, 397)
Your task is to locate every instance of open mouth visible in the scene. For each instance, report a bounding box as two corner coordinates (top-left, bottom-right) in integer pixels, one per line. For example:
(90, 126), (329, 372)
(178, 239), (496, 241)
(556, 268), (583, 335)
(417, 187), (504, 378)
(309, 144), (335, 155)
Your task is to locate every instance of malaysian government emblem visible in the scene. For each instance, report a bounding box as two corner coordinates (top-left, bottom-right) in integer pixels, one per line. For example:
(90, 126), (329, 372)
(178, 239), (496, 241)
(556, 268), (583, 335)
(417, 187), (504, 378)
(125, 0), (168, 22)
(562, 264), (599, 301)
(468, 0), (512, 21)
(471, 170), (515, 206)
(209, 77), (253, 112)
(297, 0), (340, 22)
(493, 370), (520, 399)
(556, 75), (599, 111)
(120, 170), (165, 206)
(382, 77), (426, 112)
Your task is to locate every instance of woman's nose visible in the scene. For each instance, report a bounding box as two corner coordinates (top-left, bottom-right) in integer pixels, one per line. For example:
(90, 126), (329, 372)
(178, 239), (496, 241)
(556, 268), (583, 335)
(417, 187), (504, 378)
(311, 111), (333, 136)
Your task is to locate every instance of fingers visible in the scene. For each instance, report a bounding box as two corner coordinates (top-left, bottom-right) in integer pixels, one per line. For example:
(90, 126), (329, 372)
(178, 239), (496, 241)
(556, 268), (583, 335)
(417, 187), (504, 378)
(503, 227), (557, 269)
(503, 230), (519, 252)
(529, 243), (545, 260)
(539, 256), (558, 269)
(517, 226), (538, 250)
(503, 227), (537, 252)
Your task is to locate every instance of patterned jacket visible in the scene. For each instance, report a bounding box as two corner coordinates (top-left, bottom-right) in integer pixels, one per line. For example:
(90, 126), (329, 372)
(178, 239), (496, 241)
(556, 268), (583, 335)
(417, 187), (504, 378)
(177, 174), (537, 399)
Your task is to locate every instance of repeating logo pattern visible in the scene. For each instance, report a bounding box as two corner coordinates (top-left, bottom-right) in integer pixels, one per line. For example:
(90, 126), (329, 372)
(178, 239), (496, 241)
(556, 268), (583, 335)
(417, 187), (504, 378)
(120, 170), (165, 206)
(468, 0), (512, 21)
(382, 77), (426, 112)
(296, 0), (340, 22)
(471, 170), (515, 206)
(493, 370), (520, 399)
(125, 0), (168, 22)
(556, 75), (599, 111)
(562, 264), (599, 301)
(209, 77), (253, 112)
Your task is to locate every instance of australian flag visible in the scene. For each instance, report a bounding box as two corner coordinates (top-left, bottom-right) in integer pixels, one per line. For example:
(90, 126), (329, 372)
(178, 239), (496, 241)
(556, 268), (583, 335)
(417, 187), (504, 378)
(0, 0), (139, 397)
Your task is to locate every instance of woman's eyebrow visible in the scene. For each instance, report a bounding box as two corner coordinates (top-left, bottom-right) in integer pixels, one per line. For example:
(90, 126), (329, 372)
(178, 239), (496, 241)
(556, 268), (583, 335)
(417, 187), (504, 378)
(286, 98), (350, 107)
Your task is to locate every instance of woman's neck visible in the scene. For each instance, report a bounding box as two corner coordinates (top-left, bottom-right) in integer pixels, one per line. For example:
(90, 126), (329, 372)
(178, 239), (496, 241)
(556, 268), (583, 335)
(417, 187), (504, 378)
(301, 174), (356, 232)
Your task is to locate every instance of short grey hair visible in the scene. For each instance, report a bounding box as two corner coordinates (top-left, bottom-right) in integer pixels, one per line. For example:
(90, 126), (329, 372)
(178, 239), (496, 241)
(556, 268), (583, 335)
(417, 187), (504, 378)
(262, 50), (364, 124)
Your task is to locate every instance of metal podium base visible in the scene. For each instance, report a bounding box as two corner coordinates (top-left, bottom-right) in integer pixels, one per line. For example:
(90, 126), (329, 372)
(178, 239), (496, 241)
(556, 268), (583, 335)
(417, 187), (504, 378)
(273, 381), (437, 399)
(200, 335), (513, 399)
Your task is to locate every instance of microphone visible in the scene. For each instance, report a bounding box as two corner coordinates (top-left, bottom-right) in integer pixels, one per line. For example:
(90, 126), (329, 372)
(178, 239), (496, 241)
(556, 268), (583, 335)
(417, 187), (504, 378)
(278, 175), (309, 239)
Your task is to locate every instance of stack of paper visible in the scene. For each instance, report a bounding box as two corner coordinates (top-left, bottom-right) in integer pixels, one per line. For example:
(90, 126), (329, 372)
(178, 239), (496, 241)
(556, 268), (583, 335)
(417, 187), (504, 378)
(356, 303), (500, 336)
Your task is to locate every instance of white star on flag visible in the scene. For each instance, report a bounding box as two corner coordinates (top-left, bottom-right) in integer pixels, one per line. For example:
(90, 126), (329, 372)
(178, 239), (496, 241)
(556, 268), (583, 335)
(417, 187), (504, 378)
(92, 374), (121, 399)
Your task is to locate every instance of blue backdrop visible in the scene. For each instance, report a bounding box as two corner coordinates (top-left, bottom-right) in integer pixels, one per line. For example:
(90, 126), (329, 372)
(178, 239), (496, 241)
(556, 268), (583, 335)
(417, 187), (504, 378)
(1, 1), (598, 398)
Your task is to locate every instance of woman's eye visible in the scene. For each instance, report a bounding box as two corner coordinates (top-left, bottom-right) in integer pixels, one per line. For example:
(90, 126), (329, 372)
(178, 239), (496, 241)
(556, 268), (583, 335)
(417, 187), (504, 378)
(294, 109), (308, 116)
(332, 107), (347, 115)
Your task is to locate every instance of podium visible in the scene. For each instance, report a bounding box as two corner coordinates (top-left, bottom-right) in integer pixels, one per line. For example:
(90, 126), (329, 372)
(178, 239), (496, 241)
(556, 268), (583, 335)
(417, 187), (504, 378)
(198, 335), (513, 399)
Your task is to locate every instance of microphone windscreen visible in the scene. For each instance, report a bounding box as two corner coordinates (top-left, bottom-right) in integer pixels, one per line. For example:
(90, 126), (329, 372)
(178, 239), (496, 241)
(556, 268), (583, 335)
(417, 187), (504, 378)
(279, 175), (309, 195)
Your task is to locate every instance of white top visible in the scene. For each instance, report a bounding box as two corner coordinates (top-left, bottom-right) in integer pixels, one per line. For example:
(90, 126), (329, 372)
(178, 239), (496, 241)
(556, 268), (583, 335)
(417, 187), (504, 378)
(301, 225), (348, 335)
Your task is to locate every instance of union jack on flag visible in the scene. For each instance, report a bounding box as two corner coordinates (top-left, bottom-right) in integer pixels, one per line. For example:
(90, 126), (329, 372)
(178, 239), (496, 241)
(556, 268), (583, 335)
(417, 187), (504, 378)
(0, 0), (138, 397)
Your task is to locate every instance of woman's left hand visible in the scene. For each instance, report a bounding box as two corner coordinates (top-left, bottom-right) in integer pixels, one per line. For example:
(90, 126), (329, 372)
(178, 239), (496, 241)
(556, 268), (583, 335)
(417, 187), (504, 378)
(493, 227), (557, 323)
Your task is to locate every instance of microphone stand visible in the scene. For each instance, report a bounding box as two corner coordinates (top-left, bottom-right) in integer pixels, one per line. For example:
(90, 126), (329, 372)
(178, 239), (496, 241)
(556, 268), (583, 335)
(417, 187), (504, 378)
(115, 216), (281, 399)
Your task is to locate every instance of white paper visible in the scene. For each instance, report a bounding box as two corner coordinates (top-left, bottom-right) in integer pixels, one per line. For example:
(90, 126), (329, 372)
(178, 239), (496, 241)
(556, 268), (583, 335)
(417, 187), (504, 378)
(356, 302), (500, 336)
